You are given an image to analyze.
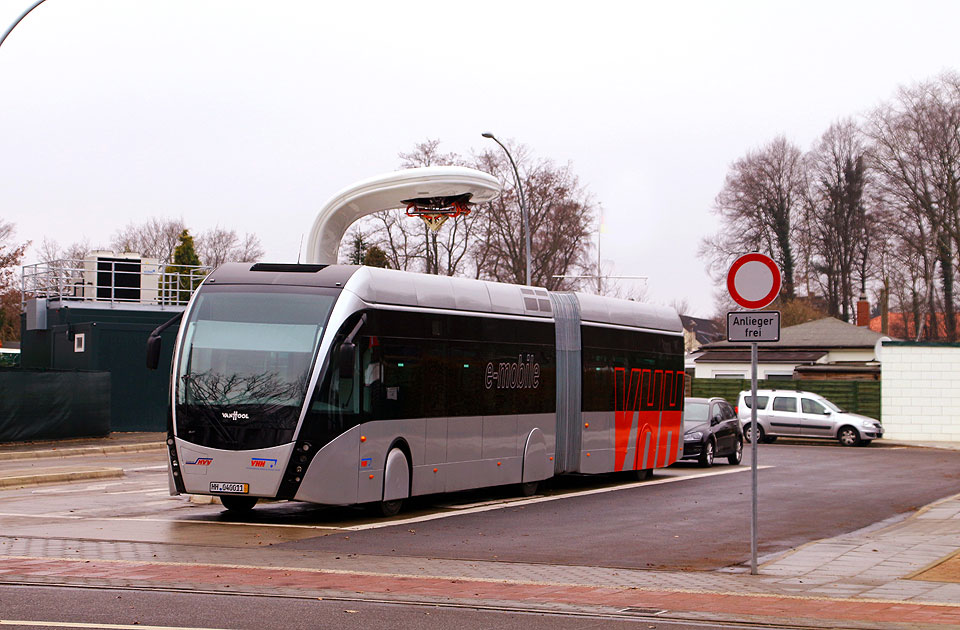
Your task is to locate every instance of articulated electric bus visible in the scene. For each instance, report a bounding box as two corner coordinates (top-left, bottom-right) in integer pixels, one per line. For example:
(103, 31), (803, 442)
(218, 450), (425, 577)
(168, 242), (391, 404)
(157, 262), (684, 514)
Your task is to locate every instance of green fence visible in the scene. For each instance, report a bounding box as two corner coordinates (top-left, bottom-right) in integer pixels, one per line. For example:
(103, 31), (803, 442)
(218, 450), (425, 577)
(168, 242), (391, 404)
(690, 379), (881, 419)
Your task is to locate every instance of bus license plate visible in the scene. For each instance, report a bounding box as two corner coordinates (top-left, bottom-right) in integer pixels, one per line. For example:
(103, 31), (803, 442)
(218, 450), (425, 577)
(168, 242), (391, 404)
(210, 482), (249, 494)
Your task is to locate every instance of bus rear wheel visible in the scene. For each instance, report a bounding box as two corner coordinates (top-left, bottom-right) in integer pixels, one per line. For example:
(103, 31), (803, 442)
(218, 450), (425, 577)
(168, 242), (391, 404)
(379, 499), (403, 517)
(220, 495), (258, 512)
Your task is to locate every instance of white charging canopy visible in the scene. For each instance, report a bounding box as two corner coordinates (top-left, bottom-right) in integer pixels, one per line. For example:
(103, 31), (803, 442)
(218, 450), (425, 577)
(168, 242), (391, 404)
(304, 166), (502, 265)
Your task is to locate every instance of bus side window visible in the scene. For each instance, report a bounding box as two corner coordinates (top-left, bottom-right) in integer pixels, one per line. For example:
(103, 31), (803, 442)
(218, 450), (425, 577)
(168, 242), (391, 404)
(362, 337), (381, 415)
(311, 339), (360, 416)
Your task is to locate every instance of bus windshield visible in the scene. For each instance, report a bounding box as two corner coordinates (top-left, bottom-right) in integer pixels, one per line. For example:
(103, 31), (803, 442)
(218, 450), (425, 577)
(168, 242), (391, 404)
(175, 286), (337, 450)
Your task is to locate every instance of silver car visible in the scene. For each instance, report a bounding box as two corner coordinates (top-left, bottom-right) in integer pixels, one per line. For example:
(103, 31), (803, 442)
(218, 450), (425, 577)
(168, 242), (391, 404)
(736, 389), (883, 447)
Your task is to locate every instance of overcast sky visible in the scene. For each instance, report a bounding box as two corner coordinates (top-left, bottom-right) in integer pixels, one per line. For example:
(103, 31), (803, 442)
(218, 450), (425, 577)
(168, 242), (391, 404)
(2, 0), (959, 316)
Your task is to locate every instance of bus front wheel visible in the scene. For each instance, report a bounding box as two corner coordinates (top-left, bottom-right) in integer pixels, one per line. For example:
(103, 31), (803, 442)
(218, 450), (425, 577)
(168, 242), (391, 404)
(220, 495), (257, 512)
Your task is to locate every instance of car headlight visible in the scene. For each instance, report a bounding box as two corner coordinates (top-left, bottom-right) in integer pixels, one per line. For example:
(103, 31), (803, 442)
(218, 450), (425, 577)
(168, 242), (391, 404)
(684, 432), (703, 441)
(861, 419), (879, 428)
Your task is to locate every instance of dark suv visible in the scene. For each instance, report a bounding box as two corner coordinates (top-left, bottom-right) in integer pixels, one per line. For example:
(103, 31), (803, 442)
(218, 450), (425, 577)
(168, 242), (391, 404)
(681, 397), (744, 467)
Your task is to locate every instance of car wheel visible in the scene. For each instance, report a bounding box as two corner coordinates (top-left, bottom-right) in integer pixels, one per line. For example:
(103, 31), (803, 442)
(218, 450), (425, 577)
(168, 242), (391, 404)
(698, 440), (714, 467)
(744, 423), (765, 444)
(220, 495), (257, 512)
(838, 426), (861, 447)
(727, 439), (743, 465)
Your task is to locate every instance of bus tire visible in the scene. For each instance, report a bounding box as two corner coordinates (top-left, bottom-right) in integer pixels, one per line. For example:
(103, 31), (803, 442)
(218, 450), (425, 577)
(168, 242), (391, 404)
(519, 480), (539, 497)
(634, 468), (653, 481)
(381, 447), (410, 517)
(220, 495), (257, 512)
(379, 499), (403, 517)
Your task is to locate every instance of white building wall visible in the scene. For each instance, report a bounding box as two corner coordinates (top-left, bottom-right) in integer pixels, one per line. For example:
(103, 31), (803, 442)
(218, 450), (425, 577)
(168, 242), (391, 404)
(826, 349), (876, 363)
(694, 361), (802, 380)
(881, 344), (960, 441)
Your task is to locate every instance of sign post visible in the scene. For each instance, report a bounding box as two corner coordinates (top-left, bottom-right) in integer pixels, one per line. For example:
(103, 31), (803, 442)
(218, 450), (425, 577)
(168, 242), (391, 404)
(727, 253), (781, 575)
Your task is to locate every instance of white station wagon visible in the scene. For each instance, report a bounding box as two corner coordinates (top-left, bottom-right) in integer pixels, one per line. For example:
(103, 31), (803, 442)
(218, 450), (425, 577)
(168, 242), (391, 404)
(736, 390), (883, 447)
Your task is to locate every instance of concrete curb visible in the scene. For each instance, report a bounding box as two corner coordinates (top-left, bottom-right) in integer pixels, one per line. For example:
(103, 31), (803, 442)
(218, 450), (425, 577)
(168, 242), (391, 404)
(0, 467), (124, 488)
(0, 443), (165, 462)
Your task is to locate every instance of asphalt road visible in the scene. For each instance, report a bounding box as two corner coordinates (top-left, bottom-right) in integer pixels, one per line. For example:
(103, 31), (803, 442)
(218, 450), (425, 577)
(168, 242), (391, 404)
(275, 442), (960, 570)
(1, 441), (958, 573)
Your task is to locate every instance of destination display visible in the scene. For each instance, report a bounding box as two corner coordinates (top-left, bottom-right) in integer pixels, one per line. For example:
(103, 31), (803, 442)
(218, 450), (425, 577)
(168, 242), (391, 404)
(727, 311), (780, 342)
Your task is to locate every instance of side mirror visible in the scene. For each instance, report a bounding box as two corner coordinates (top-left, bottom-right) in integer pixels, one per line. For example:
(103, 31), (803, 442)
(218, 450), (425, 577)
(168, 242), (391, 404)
(338, 342), (356, 379)
(146, 335), (162, 370)
(146, 311), (183, 371)
(711, 415), (721, 426)
(823, 409), (832, 415)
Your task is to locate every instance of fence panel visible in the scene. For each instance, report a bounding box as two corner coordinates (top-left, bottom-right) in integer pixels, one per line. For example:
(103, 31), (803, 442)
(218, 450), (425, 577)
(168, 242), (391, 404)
(0, 368), (111, 442)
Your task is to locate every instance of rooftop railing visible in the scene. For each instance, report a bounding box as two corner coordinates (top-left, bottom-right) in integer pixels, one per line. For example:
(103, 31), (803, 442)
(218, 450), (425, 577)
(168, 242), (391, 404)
(21, 257), (212, 309)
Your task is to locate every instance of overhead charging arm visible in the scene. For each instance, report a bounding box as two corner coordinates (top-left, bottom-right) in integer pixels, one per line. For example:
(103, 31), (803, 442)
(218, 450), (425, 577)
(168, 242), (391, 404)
(304, 166), (501, 265)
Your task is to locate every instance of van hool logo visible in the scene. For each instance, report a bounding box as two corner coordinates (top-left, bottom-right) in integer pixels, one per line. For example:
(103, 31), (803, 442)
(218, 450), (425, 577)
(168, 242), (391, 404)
(221, 411), (249, 421)
(485, 354), (541, 390)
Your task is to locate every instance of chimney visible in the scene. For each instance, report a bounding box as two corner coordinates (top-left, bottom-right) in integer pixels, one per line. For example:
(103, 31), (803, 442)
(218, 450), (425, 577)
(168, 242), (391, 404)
(857, 293), (870, 327)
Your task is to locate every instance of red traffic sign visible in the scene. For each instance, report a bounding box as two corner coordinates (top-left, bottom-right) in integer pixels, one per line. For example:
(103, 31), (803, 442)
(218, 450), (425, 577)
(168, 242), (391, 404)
(727, 253), (781, 310)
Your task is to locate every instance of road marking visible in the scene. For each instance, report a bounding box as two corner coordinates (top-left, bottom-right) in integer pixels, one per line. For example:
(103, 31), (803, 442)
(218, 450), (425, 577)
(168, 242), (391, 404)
(345, 466), (771, 531)
(105, 488), (168, 495)
(0, 620), (232, 629)
(32, 482), (126, 495)
(125, 465), (168, 472)
(0, 512), (340, 530)
(0, 466), (769, 532)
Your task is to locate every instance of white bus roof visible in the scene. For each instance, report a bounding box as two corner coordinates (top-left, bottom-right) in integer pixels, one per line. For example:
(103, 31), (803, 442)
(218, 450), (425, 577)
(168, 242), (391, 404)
(347, 266), (682, 334)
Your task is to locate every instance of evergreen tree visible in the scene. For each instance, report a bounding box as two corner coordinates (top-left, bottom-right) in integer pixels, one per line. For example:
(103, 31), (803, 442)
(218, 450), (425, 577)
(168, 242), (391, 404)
(362, 245), (390, 268)
(165, 229), (204, 304)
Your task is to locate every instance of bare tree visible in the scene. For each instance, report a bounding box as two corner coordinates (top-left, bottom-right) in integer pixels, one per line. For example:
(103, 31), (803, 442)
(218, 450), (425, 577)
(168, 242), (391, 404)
(867, 73), (960, 340)
(802, 120), (872, 322)
(701, 136), (806, 300)
(111, 217), (186, 264)
(38, 237), (91, 264)
(196, 227), (264, 268)
(470, 145), (595, 289)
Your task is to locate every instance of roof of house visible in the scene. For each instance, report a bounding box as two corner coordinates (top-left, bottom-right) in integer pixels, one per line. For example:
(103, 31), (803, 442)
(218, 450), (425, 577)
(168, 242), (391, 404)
(702, 317), (887, 350)
(679, 314), (724, 346)
(695, 350), (827, 364)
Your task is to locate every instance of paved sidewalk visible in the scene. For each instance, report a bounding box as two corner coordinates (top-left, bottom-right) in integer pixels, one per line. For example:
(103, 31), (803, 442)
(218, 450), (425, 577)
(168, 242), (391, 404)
(2, 434), (960, 628)
(0, 432), (165, 460)
(0, 432), (164, 487)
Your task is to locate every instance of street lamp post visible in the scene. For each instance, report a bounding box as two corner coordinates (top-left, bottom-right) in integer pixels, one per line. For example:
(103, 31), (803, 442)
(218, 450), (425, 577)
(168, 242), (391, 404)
(482, 132), (532, 286)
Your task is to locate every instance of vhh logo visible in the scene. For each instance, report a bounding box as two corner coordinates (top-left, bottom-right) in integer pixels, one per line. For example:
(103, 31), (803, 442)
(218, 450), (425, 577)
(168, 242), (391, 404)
(613, 368), (684, 471)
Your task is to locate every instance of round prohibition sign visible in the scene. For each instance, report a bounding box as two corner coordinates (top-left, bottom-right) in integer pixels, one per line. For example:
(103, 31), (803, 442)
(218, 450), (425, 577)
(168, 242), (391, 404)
(727, 253), (781, 309)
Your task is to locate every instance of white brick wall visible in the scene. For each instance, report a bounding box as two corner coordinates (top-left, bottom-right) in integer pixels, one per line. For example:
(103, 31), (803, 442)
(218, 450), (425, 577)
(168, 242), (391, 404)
(882, 344), (960, 441)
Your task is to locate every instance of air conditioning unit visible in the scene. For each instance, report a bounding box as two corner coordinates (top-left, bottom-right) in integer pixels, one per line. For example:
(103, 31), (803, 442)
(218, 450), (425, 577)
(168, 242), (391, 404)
(81, 251), (160, 304)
